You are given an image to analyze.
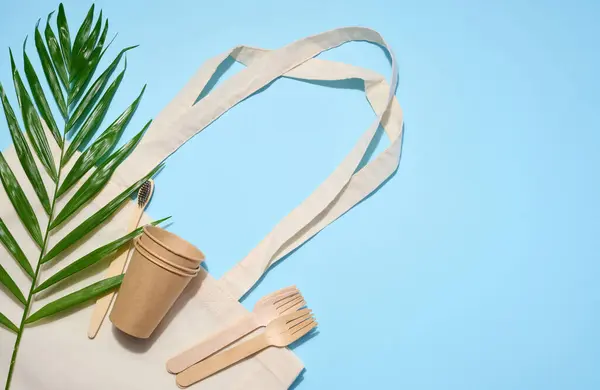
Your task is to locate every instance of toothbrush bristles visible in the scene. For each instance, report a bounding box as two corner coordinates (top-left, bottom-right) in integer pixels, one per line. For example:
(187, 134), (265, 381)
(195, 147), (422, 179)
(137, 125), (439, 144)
(138, 180), (153, 207)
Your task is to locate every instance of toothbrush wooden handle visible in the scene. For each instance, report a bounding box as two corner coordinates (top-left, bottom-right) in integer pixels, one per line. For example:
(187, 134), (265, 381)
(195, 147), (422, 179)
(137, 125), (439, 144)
(87, 207), (144, 339)
(176, 333), (268, 388)
(166, 314), (260, 373)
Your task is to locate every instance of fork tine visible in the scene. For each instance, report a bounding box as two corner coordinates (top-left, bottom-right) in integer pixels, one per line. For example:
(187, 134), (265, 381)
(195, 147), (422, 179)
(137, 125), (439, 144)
(272, 287), (300, 302)
(273, 285), (297, 297)
(256, 286), (297, 307)
(268, 286), (297, 299)
(272, 295), (300, 310)
(287, 313), (313, 329)
(270, 287), (298, 300)
(280, 299), (306, 315)
(274, 293), (303, 309)
(291, 320), (318, 339)
(276, 294), (303, 311)
(283, 308), (311, 322)
(279, 297), (305, 313)
(263, 291), (298, 309)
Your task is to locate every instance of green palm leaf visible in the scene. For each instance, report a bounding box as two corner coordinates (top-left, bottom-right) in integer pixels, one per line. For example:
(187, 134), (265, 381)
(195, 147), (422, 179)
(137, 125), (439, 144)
(62, 66), (126, 164)
(33, 21), (68, 119)
(44, 12), (69, 90)
(51, 123), (150, 229)
(70, 4), (95, 73)
(9, 50), (58, 181)
(35, 217), (170, 293)
(0, 312), (18, 333)
(25, 275), (123, 324)
(0, 153), (43, 247)
(43, 163), (163, 263)
(0, 83), (51, 215)
(56, 3), (71, 70)
(0, 264), (26, 305)
(0, 218), (33, 278)
(75, 11), (103, 74)
(66, 46), (136, 132)
(69, 19), (109, 103)
(59, 86), (145, 195)
(22, 38), (63, 147)
(2, 5), (160, 386)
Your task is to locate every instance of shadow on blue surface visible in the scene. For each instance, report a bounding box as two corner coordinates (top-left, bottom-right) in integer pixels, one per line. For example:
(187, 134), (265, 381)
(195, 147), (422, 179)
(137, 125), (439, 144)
(289, 369), (306, 390)
(290, 329), (320, 350)
(196, 56), (236, 103)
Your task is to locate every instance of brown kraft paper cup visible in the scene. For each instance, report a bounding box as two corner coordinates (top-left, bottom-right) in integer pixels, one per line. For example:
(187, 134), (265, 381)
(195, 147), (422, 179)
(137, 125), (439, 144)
(140, 225), (204, 270)
(110, 238), (202, 338)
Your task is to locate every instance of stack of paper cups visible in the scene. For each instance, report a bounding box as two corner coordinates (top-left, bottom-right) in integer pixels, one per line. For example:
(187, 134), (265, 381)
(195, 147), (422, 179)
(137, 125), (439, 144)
(110, 226), (205, 338)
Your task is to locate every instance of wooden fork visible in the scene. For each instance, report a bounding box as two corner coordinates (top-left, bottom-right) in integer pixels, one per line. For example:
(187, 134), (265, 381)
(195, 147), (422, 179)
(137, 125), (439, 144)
(176, 308), (317, 388)
(166, 286), (306, 374)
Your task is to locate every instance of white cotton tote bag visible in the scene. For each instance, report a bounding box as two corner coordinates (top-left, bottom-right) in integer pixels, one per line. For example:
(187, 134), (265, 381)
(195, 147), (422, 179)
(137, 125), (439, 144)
(0, 27), (403, 389)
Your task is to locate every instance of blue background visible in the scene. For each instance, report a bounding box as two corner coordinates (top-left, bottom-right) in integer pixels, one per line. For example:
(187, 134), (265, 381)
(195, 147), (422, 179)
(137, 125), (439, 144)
(1, 0), (599, 388)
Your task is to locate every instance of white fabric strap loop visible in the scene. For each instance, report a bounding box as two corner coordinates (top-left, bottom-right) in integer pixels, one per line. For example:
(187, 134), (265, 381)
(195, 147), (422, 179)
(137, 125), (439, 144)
(115, 27), (403, 299)
(221, 46), (403, 299)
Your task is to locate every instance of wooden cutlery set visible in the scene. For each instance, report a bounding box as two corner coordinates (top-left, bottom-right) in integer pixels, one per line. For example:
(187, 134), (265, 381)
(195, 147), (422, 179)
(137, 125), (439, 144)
(167, 286), (317, 388)
(87, 183), (318, 388)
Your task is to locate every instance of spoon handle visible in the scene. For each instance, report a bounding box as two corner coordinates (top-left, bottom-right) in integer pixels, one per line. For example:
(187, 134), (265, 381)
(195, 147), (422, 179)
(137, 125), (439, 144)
(176, 333), (269, 388)
(167, 314), (260, 374)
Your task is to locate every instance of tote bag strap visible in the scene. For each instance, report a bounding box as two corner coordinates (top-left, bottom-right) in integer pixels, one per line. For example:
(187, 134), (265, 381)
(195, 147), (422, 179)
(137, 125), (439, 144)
(220, 46), (403, 299)
(116, 27), (403, 299)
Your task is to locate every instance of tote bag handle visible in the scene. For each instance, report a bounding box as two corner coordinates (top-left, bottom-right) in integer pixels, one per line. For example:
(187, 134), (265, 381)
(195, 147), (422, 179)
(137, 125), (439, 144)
(115, 27), (404, 299)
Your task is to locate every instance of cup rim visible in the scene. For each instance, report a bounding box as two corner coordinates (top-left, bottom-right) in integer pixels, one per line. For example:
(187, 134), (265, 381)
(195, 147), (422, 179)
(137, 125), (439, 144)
(134, 238), (200, 277)
(143, 225), (205, 263)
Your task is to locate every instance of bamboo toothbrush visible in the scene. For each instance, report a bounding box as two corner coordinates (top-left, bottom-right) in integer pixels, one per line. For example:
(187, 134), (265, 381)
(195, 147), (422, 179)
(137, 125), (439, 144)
(87, 179), (155, 339)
